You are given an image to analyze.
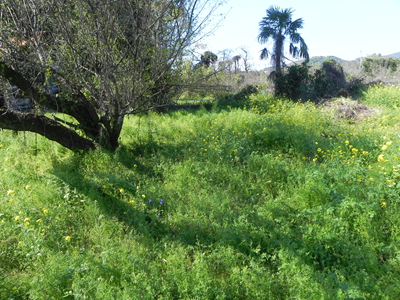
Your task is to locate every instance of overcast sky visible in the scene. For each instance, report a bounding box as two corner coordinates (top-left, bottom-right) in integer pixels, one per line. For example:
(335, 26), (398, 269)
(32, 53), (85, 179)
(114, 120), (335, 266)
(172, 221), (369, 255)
(200, 0), (400, 69)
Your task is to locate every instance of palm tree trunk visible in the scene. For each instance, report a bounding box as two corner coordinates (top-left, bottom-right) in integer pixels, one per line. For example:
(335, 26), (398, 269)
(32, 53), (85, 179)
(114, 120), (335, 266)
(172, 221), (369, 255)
(275, 34), (284, 77)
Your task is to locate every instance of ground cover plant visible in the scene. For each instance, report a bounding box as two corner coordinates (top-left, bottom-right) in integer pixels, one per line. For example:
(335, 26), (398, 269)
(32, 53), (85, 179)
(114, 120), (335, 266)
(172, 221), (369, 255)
(2, 84), (400, 299)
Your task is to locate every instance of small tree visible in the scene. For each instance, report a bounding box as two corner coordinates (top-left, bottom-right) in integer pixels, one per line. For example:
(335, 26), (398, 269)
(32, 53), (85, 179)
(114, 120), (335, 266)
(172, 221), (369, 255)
(0, 0), (223, 151)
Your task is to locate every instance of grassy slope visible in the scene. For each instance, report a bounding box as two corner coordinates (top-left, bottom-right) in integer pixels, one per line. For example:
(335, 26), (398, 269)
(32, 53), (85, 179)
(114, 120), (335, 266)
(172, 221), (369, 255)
(2, 85), (400, 299)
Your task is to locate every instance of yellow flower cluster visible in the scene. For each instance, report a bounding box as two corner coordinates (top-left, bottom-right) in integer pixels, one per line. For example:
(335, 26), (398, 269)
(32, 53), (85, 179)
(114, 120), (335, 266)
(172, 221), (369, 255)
(381, 141), (392, 151)
(378, 154), (386, 162)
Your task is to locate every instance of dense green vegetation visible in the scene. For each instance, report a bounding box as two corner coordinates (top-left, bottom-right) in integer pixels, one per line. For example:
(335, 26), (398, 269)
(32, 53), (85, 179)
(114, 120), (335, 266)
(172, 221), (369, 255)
(2, 84), (400, 299)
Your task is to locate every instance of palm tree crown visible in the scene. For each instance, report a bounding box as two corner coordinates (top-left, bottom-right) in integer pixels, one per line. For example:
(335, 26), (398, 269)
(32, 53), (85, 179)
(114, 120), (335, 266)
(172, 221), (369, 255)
(258, 6), (309, 78)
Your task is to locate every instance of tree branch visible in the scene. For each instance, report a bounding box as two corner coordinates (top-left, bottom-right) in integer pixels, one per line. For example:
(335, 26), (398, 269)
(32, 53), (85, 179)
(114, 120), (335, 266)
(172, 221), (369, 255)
(0, 109), (95, 151)
(0, 60), (100, 138)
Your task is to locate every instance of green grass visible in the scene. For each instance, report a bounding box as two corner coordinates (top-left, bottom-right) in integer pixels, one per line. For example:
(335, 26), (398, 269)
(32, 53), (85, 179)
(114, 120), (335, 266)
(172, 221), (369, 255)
(361, 83), (400, 108)
(2, 85), (400, 299)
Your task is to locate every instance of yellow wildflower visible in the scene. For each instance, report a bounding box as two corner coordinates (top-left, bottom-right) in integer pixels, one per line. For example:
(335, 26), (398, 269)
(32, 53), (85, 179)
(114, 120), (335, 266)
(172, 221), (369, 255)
(378, 154), (385, 162)
(7, 190), (15, 196)
(65, 236), (71, 241)
(119, 188), (124, 193)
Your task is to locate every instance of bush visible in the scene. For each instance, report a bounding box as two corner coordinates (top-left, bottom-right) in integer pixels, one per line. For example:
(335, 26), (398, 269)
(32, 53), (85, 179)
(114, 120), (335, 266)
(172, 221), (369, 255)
(220, 85), (258, 103)
(274, 59), (363, 102)
(275, 63), (311, 101)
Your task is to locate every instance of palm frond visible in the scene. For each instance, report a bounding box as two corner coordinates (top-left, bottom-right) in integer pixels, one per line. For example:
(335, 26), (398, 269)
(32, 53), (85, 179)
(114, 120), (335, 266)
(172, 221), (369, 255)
(258, 5), (309, 74)
(257, 26), (276, 44)
(260, 48), (270, 60)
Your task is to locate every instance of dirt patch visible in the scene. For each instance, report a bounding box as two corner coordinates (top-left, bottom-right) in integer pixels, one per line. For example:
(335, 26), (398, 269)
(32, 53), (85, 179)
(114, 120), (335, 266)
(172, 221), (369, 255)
(319, 98), (380, 121)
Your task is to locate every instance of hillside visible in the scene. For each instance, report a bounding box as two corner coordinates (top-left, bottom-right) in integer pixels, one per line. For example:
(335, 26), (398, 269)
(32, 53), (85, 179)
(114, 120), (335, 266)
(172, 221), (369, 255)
(307, 55), (347, 66)
(385, 52), (400, 58)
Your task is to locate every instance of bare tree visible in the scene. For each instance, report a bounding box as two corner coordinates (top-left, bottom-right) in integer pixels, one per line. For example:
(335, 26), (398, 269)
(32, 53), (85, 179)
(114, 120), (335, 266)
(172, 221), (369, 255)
(238, 47), (251, 73)
(0, 0), (224, 151)
(217, 48), (233, 73)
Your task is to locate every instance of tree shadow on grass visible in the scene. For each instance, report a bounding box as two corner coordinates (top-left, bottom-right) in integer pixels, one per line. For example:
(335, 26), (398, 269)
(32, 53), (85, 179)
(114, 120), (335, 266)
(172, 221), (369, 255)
(174, 203), (389, 298)
(50, 126), (391, 298)
(51, 153), (391, 298)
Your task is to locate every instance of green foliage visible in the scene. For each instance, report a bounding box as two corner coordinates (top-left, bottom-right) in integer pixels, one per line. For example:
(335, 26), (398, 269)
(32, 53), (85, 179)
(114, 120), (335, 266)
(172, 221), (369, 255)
(361, 83), (400, 108)
(220, 84), (259, 103)
(363, 56), (400, 75)
(199, 51), (218, 67)
(319, 59), (347, 95)
(274, 59), (364, 102)
(2, 85), (400, 298)
(275, 63), (310, 100)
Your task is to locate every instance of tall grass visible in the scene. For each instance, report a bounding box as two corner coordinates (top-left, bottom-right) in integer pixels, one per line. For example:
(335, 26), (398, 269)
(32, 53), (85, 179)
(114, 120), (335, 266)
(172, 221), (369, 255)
(1, 85), (400, 299)
(361, 82), (400, 108)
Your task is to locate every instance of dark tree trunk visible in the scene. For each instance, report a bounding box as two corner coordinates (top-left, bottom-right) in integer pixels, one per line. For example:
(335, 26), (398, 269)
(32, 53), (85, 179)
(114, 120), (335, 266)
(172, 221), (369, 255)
(0, 60), (103, 150)
(0, 60), (101, 139)
(275, 34), (284, 78)
(0, 109), (95, 150)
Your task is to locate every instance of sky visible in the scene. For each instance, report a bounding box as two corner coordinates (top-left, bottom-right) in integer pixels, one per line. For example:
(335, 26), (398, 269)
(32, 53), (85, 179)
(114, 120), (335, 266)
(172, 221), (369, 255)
(200, 0), (400, 70)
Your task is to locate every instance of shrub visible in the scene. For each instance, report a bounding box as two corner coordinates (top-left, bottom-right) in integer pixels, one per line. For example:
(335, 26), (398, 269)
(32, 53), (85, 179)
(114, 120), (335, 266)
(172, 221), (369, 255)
(275, 63), (311, 101)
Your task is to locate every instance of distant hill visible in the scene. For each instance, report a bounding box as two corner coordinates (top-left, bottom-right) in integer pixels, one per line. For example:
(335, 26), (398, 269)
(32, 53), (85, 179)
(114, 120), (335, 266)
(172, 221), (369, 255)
(384, 52), (400, 58)
(307, 56), (347, 66)
(292, 56), (347, 68)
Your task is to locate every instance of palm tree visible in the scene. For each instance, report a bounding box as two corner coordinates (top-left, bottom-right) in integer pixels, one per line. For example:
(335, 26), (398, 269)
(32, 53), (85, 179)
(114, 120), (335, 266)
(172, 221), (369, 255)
(200, 51), (218, 67)
(258, 6), (309, 80)
(232, 55), (241, 73)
